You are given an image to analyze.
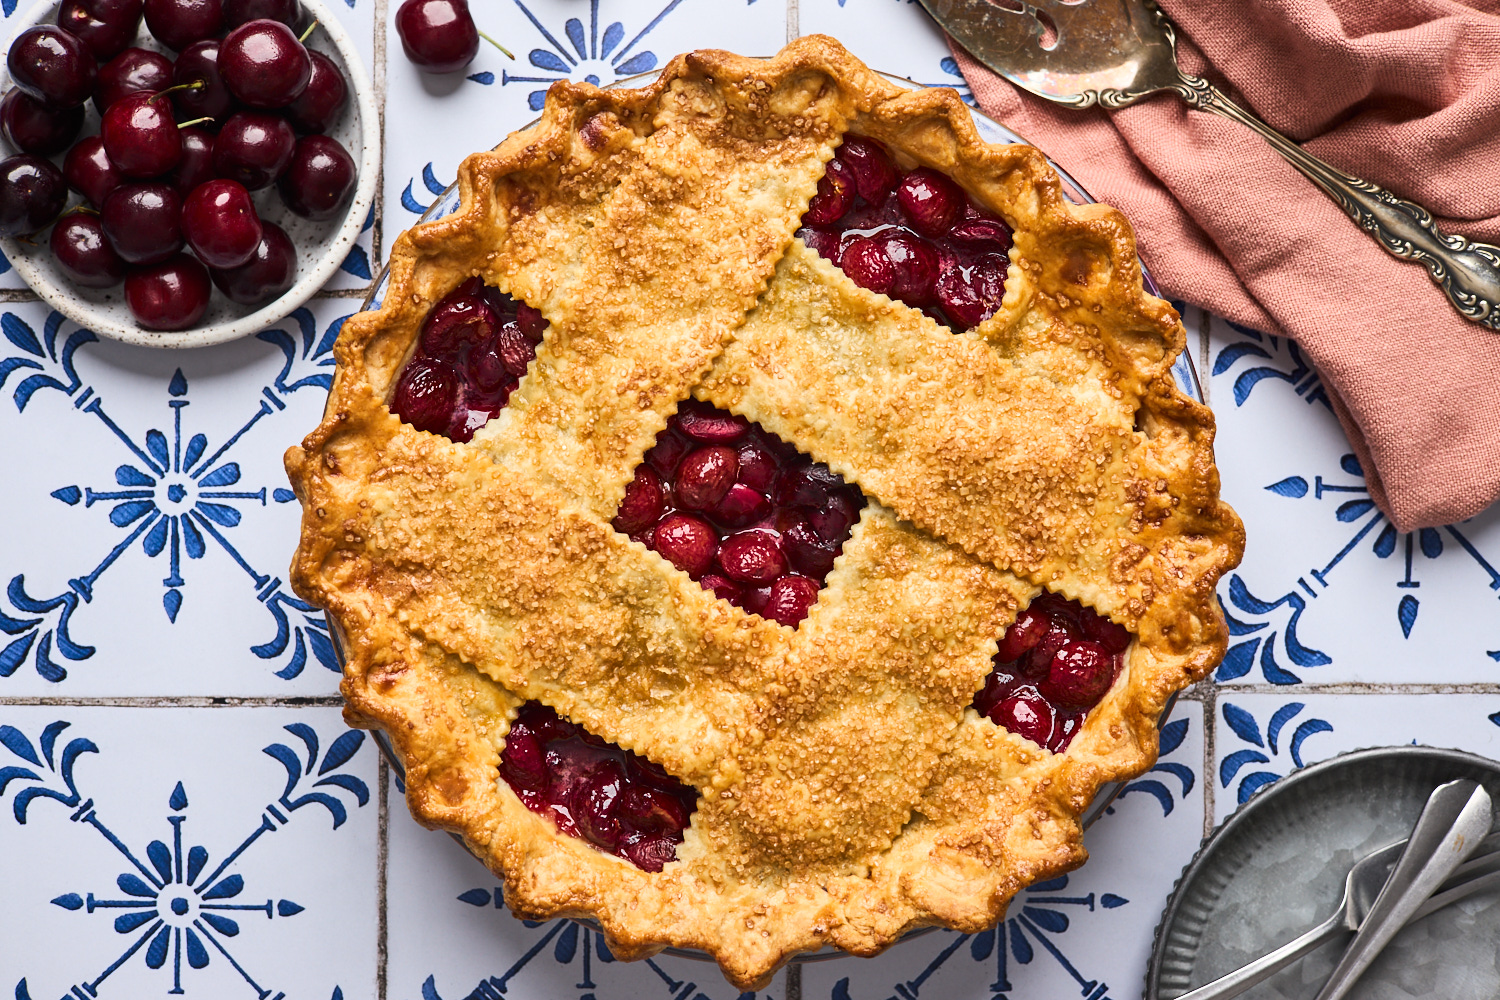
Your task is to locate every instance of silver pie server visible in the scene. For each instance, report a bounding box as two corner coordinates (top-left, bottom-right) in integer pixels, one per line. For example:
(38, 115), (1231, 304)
(918, 0), (1500, 329)
(1169, 828), (1500, 1000)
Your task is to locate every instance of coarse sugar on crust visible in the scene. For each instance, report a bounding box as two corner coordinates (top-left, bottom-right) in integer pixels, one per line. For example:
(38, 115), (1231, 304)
(286, 35), (1243, 990)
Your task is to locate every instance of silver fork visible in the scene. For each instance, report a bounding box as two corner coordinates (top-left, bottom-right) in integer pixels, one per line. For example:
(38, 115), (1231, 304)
(1167, 830), (1500, 1000)
(919, 0), (1500, 329)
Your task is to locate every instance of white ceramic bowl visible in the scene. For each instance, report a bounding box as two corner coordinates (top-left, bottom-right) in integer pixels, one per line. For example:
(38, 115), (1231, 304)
(0, 0), (379, 348)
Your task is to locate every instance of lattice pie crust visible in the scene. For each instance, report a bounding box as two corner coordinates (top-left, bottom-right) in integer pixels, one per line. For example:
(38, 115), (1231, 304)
(286, 36), (1243, 988)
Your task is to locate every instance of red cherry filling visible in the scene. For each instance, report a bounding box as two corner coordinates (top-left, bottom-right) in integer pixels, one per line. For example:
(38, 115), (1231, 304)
(613, 400), (866, 628)
(499, 702), (697, 872)
(389, 277), (548, 442)
(973, 593), (1130, 753)
(798, 135), (1014, 331)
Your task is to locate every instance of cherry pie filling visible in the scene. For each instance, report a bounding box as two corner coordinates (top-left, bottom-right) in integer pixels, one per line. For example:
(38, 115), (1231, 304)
(973, 593), (1130, 753)
(499, 702), (698, 872)
(389, 276), (548, 442)
(613, 400), (866, 628)
(797, 135), (1014, 331)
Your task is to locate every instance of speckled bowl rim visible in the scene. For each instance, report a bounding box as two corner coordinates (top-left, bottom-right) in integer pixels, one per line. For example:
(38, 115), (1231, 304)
(0, 0), (380, 349)
(1145, 744), (1500, 1000)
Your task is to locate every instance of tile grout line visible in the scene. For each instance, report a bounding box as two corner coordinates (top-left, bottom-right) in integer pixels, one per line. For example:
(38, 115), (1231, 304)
(371, 0), (389, 291)
(378, 754), (391, 1000)
(785, 961), (802, 1000)
(0, 695), (346, 706)
(1201, 680), (1218, 842)
(786, 0), (800, 43)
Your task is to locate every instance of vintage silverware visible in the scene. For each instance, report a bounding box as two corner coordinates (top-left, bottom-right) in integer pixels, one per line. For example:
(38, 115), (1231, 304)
(919, 0), (1500, 329)
(1172, 828), (1500, 1000)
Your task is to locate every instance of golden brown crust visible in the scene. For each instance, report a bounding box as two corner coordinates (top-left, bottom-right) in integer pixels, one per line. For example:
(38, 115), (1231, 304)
(286, 35), (1243, 989)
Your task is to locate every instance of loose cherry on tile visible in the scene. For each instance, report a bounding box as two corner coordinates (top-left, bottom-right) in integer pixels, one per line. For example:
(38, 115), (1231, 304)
(973, 594), (1130, 753)
(498, 701), (697, 872)
(394, 0), (480, 73)
(796, 134), (1014, 331)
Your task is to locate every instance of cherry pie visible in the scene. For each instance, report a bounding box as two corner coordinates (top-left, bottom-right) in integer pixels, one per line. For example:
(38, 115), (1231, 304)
(286, 36), (1243, 988)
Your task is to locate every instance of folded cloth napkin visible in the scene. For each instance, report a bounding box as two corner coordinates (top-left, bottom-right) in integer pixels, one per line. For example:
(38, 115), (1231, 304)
(948, 0), (1500, 532)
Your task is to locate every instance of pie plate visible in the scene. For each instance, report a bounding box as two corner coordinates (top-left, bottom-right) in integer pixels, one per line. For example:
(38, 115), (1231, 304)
(347, 66), (1203, 964)
(1148, 745), (1500, 999)
(0, 0), (380, 348)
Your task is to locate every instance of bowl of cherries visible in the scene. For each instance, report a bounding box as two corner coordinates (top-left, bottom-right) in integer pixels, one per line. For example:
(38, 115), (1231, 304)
(0, 0), (378, 346)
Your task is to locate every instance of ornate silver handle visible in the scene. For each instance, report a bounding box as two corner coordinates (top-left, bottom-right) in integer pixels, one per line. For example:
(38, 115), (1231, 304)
(1140, 73), (1500, 329)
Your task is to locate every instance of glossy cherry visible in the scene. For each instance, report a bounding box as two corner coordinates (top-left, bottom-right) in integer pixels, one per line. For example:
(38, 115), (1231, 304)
(92, 47), (172, 114)
(285, 50), (346, 133)
(390, 358), (460, 435)
(395, 0), (478, 73)
(101, 91), (182, 178)
(897, 168), (964, 238)
(8, 26), (98, 110)
(210, 219), (296, 304)
(100, 181), (182, 263)
(212, 111), (295, 189)
(125, 253), (211, 329)
(168, 126), (216, 195)
(58, 0), (144, 61)
(0, 154), (67, 237)
(142, 0), (224, 51)
(63, 135), (122, 205)
(0, 89), (83, 156)
(182, 178), (262, 268)
(277, 133), (355, 220)
(224, 0), (299, 28)
(172, 40), (237, 124)
(50, 211), (128, 287)
(218, 19), (311, 108)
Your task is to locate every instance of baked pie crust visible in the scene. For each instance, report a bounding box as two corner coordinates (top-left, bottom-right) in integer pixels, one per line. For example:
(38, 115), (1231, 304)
(285, 35), (1244, 988)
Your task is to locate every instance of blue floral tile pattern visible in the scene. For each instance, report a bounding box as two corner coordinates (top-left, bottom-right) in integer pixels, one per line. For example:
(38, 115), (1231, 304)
(0, 0), (1498, 997)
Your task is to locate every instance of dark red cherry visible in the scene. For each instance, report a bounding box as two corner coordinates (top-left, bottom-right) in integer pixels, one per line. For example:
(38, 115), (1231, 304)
(937, 254), (1007, 329)
(839, 236), (895, 295)
(0, 155), (67, 237)
(218, 19), (312, 108)
(224, 0), (299, 28)
(391, 357), (460, 435)
(798, 225), (840, 261)
(172, 40), (237, 124)
(92, 47), (172, 114)
(58, 0), (144, 61)
(996, 606), (1049, 663)
(734, 437), (777, 492)
(0, 89), (83, 156)
(676, 446), (737, 510)
(50, 211), (128, 287)
(143, 0), (225, 51)
(101, 182), (182, 263)
(835, 135), (897, 203)
(897, 168), (964, 238)
(125, 253), (211, 330)
(652, 514), (716, 578)
(182, 179), (261, 268)
(783, 519), (836, 578)
(212, 111), (295, 189)
(209, 220), (296, 304)
(419, 276), (497, 356)
(575, 760), (624, 849)
(644, 432), (689, 479)
(276, 134), (355, 220)
(698, 572), (742, 604)
(101, 92), (182, 178)
(493, 322), (533, 377)
(948, 217), (1012, 254)
(169, 127), (216, 196)
(763, 575), (819, 627)
(8, 26), (97, 110)
(807, 491), (858, 541)
(515, 301), (547, 340)
(804, 156), (853, 227)
(285, 50), (346, 133)
(717, 530), (787, 584)
(1038, 639), (1115, 708)
(1019, 615), (1075, 681)
(1080, 611), (1131, 654)
(395, 0), (479, 73)
(708, 483), (770, 529)
(613, 466), (665, 535)
(63, 136), (122, 206)
(991, 692), (1055, 746)
(879, 231), (941, 306)
(499, 728), (546, 790)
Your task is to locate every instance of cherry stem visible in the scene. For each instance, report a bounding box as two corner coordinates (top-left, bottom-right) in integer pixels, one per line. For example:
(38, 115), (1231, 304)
(478, 30), (515, 60)
(298, 20), (318, 43)
(177, 116), (214, 129)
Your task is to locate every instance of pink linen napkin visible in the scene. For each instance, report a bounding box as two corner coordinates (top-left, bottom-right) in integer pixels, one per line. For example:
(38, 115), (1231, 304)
(948, 0), (1500, 532)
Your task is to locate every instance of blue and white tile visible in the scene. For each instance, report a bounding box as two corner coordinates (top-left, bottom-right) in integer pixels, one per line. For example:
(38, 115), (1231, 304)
(1208, 315), (1500, 687)
(1212, 693), (1500, 823)
(801, 701), (1206, 1000)
(0, 299), (352, 696)
(0, 705), (378, 998)
(381, 0), (791, 241)
(384, 771), (788, 1000)
(799, 0), (969, 103)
